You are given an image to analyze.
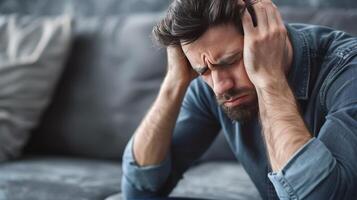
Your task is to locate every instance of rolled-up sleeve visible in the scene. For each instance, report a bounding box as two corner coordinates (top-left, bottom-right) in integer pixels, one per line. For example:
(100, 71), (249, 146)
(121, 138), (172, 199)
(121, 79), (221, 199)
(268, 138), (336, 199)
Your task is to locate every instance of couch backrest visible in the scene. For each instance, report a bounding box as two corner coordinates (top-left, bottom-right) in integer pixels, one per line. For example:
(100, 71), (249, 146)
(275, 0), (357, 8)
(0, 0), (171, 159)
(0, 0), (170, 16)
(280, 7), (357, 35)
(27, 14), (168, 159)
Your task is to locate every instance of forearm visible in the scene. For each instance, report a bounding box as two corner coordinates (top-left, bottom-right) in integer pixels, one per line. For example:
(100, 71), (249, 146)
(133, 74), (189, 166)
(256, 78), (312, 171)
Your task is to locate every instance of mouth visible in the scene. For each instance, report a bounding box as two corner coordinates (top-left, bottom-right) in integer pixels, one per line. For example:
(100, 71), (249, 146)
(224, 94), (250, 107)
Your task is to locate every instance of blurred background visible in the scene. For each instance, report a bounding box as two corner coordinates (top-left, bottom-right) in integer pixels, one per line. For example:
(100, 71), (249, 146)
(1, 0), (357, 15)
(0, 0), (356, 200)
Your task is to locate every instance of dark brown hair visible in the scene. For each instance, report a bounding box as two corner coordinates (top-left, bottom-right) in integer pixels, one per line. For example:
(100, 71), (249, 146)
(153, 0), (245, 46)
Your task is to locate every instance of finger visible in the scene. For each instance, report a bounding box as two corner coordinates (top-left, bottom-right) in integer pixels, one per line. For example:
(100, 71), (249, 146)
(264, 2), (279, 30)
(250, 1), (269, 32)
(263, 2), (284, 26)
(269, 3), (287, 37)
(242, 7), (256, 35)
(272, 3), (285, 27)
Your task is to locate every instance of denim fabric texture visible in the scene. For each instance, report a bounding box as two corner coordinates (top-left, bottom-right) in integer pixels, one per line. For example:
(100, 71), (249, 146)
(122, 24), (357, 200)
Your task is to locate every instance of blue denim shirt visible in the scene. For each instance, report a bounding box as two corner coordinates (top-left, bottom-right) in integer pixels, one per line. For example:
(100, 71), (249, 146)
(122, 24), (357, 200)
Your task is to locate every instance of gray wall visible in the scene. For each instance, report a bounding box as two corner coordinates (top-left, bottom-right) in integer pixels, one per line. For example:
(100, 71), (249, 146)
(274, 0), (357, 8)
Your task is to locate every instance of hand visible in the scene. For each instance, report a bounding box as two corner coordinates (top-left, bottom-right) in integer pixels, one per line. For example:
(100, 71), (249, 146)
(242, 0), (290, 88)
(166, 46), (197, 85)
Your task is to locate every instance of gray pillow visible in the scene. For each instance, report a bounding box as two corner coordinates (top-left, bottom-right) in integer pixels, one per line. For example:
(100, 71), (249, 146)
(0, 15), (72, 161)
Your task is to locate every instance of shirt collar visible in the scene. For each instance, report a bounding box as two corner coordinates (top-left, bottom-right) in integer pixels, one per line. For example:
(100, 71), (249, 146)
(285, 24), (311, 100)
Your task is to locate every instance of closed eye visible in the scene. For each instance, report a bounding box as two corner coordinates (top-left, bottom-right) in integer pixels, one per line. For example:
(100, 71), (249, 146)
(214, 59), (239, 69)
(193, 52), (242, 75)
(214, 52), (242, 68)
(225, 59), (239, 66)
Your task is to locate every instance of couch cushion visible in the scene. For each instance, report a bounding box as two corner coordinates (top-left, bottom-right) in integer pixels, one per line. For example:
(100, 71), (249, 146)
(0, 15), (72, 161)
(106, 161), (261, 200)
(106, 162), (261, 200)
(0, 157), (122, 200)
(171, 162), (262, 200)
(0, 159), (261, 200)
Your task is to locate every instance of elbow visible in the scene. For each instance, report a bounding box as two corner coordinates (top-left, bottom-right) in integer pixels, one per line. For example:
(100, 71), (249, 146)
(304, 162), (357, 199)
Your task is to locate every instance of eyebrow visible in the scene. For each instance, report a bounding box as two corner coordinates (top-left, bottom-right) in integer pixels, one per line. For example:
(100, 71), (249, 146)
(193, 51), (242, 75)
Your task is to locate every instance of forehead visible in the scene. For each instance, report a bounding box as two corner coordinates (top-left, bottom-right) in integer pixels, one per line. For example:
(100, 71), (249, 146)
(182, 23), (244, 64)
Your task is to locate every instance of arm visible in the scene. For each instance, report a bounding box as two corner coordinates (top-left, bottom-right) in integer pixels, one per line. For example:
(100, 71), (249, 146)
(132, 69), (190, 167)
(122, 47), (221, 199)
(242, 0), (311, 172)
(133, 46), (196, 167)
(122, 47), (193, 199)
(256, 78), (311, 171)
(266, 61), (357, 200)
(242, 0), (357, 199)
(122, 72), (188, 199)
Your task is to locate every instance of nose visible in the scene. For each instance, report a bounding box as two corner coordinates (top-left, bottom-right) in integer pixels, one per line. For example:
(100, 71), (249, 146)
(211, 69), (234, 96)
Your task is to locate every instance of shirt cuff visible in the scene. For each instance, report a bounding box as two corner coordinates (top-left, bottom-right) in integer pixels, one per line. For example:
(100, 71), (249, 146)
(268, 138), (336, 199)
(122, 137), (172, 192)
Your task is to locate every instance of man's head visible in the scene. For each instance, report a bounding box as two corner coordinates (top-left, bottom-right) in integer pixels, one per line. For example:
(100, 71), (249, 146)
(153, 0), (258, 122)
(153, 0), (245, 46)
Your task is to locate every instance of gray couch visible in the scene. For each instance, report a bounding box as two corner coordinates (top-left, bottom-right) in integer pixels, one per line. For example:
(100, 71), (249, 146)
(0, 0), (356, 200)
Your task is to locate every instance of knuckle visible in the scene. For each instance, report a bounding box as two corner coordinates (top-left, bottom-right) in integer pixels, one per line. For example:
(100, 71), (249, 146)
(271, 28), (281, 36)
(255, 4), (265, 10)
(261, 1), (275, 10)
(253, 36), (265, 44)
(278, 26), (287, 35)
(281, 26), (288, 33)
(262, 1), (273, 6)
(270, 26), (287, 37)
(270, 6), (278, 14)
(262, 33), (270, 40)
(251, 38), (260, 47)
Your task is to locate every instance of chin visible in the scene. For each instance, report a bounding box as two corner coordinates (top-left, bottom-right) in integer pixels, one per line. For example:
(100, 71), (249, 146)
(221, 104), (258, 123)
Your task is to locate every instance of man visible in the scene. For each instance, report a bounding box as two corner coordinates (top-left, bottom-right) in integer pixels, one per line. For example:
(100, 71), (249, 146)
(122, 0), (357, 199)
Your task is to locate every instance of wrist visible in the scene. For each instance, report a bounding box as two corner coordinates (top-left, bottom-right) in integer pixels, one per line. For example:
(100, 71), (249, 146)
(164, 72), (192, 88)
(159, 74), (190, 100)
(255, 76), (290, 94)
